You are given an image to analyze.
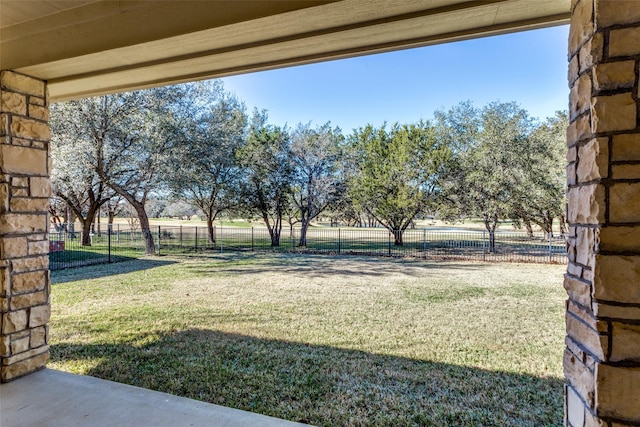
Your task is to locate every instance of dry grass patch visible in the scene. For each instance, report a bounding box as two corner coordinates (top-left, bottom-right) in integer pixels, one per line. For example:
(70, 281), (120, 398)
(50, 253), (566, 426)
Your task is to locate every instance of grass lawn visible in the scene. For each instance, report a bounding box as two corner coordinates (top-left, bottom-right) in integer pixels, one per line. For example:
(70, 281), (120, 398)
(50, 253), (566, 426)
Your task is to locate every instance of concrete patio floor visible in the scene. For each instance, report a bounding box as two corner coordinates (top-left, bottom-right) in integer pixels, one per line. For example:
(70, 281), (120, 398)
(0, 369), (310, 427)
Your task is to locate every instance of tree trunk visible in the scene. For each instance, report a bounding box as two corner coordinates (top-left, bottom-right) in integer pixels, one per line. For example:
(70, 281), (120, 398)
(393, 229), (404, 246)
(524, 220), (534, 239)
(269, 227), (281, 246)
(206, 217), (216, 244)
(489, 230), (496, 253)
(298, 221), (310, 247)
(80, 218), (92, 246)
(132, 201), (155, 255)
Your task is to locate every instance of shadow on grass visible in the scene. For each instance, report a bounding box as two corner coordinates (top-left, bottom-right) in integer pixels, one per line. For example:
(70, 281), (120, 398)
(51, 328), (563, 426)
(51, 258), (178, 284)
(182, 252), (487, 279)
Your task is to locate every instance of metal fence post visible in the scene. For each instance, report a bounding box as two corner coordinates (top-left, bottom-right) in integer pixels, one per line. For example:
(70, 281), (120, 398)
(388, 230), (391, 257)
(482, 231), (486, 262)
(157, 225), (161, 256)
(180, 225), (183, 249)
(108, 224), (111, 263)
(251, 227), (254, 251)
(549, 233), (553, 262)
(338, 228), (341, 254)
(195, 227), (198, 252)
(220, 226), (223, 253)
(423, 229), (426, 259)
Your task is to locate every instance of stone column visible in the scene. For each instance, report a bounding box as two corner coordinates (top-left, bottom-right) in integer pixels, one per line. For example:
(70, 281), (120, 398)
(0, 71), (51, 382)
(565, 0), (640, 425)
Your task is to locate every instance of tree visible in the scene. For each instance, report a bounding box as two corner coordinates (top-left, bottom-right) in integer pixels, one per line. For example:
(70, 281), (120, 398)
(348, 121), (449, 245)
(436, 101), (536, 252)
(509, 111), (568, 237)
(289, 122), (343, 246)
(51, 105), (114, 246)
(237, 110), (292, 247)
(164, 81), (247, 243)
(50, 87), (179, 254)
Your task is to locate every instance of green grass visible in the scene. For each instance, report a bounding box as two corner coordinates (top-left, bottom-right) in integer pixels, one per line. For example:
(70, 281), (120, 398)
(50, 253), (566, 426)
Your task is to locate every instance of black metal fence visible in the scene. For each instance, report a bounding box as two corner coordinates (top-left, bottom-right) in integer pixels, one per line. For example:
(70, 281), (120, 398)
(48, 225), (567, 271)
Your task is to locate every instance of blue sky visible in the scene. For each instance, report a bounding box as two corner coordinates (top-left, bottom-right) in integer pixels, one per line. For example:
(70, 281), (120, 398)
(221, 25), (569, 133)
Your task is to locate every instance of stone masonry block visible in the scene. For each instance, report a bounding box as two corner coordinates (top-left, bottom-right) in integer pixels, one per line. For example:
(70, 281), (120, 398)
(595, 364), (640, 422)
(30, 326), (46, 348)
(566, 384), (586, 427)
(595, 0), (640, 28)
(0, 237), (28, 258)
(570, 0), (594, 55)
(610, 183), (640, 223)
(0, 268), (9, 296)
(11, 177), (28, 187)
(577, 138), (608, 182)
(567, 163), (577, 186)
(11, 256), (48, 274)
(28, 105), (49, 121)
(612, 134), (640, 161)
(11, 188), (27, 197)
(12, 271), (46, 294)
(0, 351), (48, 382)
(566, 313), (607, 360)
(594, 302), (640, 321)
(0, 114), (7, 136)
(10, 335), (29, 355)
(569, 54), (580, 86)
(575, 227), (596, 267)
(568, 146), (577, 163)
(612, 164), (640, 180)
(10, 291), (47, 311)
(29, 97), (45, 107)
(0, 90), (27, 116)
(593, 61), (635, 91)
(2, 310), (27, 334)
(610, 322), (640, 362)
(594, 255), (640, 304)
(27, 240), (49, 256)
(609, 26), (640, 57)
(579, 32), (603, 74)
(0, 145), (48, 175)
(567, 184), (605, 224)
(600, 226), (640, 252)
(571, 73), (592, 119)
(564, 348), (596, 408)
(29, 304), (50, 328)
(10, 117), (50, 141)
(10, 197), (49, 213)
(591, 93), (637, 134)
(0, 72), (45, 98)
(0, 335), (8, 355)
(0, 183), (8, 212)
(0, 214), (47, 234)
(2, 345), (49, 366)
(29, 177), (51, 197)
(568, 114), (593, 146)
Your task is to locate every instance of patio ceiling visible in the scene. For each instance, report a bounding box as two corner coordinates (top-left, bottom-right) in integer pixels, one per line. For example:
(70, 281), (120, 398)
(0, 0), (570, 102)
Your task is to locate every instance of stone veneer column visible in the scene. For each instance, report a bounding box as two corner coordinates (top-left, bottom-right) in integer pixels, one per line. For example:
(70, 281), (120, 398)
(565, 0), (640, 425)
(0, 71), (51, 382)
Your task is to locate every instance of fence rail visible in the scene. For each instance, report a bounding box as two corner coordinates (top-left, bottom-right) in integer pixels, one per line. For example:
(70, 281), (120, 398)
(48, 225), (567, 271)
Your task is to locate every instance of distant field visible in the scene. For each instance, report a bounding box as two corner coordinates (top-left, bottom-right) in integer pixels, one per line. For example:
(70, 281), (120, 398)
(50, 253), (566, 426)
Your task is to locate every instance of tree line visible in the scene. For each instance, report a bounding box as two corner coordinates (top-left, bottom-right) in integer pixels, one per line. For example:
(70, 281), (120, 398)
(50, 80), (567, 254)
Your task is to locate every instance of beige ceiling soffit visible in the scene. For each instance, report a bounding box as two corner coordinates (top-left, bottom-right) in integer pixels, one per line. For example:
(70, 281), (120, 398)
(14, 0), (505, 80)
(1, 1), (338, 69)
(46, 12), (569, 102)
